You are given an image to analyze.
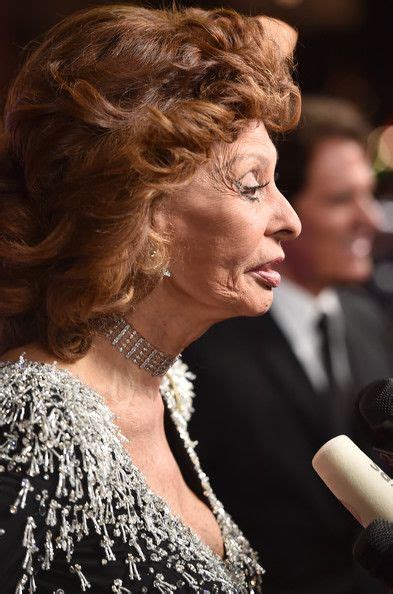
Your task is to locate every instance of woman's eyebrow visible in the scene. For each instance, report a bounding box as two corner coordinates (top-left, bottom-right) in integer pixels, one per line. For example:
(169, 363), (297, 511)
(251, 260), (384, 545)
(226, 148), (279, 170)
(210, 147), (278, 190)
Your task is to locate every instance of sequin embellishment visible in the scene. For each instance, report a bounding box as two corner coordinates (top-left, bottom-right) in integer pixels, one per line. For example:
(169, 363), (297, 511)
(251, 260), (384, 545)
(0, 357), (264, 592)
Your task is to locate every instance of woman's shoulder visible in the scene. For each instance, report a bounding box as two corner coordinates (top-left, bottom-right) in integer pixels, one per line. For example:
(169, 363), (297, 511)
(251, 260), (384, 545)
(0, 356), (117, 461)
(0, 354), (76, 400)
(0, 356), (147, 591)
(0, 355), (130, 502)
(0, 354), (115, 430)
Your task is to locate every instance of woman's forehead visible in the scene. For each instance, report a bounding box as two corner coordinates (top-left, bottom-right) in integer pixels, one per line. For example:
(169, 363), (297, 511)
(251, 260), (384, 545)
(211, 125), (278, 170)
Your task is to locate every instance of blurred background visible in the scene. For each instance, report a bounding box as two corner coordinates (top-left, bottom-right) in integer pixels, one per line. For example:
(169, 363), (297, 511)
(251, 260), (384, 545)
(1, 0), (392, 316)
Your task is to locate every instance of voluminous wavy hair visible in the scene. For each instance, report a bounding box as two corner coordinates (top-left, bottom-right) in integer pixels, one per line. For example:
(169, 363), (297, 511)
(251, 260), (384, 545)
(0, 4), (300, 360)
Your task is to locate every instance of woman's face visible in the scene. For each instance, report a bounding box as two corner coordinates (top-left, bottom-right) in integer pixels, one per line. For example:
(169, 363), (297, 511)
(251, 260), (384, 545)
(158, 121), (301, 321)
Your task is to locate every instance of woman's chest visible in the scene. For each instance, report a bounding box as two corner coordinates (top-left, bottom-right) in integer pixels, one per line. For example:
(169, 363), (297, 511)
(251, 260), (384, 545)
(123, 438), (225, 559)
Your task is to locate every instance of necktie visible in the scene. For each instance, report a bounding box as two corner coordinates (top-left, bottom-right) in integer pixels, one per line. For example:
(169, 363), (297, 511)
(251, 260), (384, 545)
(318, 313), (336, 394)
(318, 312), (353, 433)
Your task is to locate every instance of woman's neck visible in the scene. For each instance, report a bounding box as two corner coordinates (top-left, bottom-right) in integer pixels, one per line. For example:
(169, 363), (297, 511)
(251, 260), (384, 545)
(73, 281), (215, 418)
(3, 281), (217, 432)
(127, 282), (215, 357)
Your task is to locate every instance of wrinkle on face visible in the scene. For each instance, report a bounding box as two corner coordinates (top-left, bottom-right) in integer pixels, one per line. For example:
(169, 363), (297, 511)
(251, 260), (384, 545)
(154, 121), (298, 320)
(209, 143), (238, 196)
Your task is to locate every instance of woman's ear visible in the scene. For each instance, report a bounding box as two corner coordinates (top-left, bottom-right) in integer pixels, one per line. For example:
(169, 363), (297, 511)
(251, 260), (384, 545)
(151, 199), (172, 234)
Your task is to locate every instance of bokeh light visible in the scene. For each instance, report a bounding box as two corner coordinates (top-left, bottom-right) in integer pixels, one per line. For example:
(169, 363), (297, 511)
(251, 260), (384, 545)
(368, 126), (393, 173)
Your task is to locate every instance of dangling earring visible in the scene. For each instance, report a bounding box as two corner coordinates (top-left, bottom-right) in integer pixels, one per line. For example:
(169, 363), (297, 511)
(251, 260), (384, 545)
(149, 248), (171, 277)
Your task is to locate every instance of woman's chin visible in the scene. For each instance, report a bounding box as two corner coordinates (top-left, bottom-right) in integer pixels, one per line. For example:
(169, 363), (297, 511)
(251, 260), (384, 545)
(231, 290), (274, 318)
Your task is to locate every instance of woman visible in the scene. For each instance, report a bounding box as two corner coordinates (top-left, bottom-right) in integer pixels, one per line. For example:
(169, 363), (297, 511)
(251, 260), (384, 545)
(0, 5), (301, 593)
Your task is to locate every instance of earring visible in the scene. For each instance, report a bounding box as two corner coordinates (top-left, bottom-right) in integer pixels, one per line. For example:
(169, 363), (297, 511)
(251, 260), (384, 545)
(150, 248), (171, 277)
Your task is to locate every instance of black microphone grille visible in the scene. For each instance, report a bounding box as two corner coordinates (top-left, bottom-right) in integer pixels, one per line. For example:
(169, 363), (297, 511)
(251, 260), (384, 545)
(353, 518), (393, 588)
(358, 378), (393, 426)
(376, 379), (393, 418)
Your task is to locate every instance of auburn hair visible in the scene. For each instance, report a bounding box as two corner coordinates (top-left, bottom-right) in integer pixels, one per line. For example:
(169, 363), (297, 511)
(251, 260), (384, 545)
(0, 4), (300, 360)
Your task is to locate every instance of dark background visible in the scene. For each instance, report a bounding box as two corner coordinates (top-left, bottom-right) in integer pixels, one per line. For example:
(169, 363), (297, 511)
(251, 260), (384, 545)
(1, 0), (392, 124)
(1, 0), (393, 309)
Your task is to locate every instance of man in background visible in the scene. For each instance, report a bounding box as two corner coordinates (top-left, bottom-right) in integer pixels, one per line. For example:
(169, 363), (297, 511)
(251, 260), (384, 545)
(183, 97), (392, 594)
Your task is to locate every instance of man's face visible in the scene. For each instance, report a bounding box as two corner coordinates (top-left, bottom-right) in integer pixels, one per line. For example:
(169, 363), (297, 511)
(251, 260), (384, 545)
(284, 137), (381, 293)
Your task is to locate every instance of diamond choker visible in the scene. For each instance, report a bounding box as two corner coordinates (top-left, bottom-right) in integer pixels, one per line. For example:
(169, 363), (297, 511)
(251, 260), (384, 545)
(98, 315), (180, 377)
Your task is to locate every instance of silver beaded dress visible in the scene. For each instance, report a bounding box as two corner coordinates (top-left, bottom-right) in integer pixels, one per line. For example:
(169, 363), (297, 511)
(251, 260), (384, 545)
(0, 357), (263, 593)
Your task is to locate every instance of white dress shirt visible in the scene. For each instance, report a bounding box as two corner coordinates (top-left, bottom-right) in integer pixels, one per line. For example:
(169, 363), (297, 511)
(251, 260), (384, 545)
(270, 279), (351, 392)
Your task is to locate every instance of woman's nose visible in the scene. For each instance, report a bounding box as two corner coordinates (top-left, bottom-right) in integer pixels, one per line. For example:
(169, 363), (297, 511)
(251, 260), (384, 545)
(268, 190), (302, 242)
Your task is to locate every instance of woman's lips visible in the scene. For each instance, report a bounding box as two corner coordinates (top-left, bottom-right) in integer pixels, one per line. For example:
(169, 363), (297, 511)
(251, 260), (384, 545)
(248, 259), (283, 288)
(250, 268), (281, 288)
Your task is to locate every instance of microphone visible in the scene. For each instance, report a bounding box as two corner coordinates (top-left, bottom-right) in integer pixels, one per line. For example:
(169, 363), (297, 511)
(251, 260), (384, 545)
(313, 436), (393, 588)
(355, 378), (393, 470)
(352, 378), (393, 588)
(352, 518), (393, 589)
(313, 380), (393, 589)
(312, 435), (393, 528)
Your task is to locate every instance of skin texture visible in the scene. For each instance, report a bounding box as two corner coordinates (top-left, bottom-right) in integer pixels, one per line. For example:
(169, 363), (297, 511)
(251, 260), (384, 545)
(152, 120), (301, 330)
(2, 121), (301, 558)
(282, 137), (381, 295)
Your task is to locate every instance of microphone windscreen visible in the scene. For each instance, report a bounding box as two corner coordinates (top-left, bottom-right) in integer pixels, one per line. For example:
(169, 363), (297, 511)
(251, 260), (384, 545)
(356, 378), (393, 451)
(353, 518), (393, 588)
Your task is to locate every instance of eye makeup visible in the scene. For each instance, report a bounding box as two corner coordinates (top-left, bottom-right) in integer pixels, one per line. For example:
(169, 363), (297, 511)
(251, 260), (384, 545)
(234, 177), (270, 202)
(211, 153), (271, 201)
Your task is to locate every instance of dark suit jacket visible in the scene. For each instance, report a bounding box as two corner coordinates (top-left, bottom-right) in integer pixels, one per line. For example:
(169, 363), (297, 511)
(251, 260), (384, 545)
(183, 289), (392, 594)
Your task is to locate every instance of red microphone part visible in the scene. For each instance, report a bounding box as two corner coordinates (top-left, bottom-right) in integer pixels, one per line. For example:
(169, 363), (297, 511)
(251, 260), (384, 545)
(374, 447), (393, 472)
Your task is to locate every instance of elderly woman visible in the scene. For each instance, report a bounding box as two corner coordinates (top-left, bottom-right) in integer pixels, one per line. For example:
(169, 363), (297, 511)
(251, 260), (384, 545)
(0, 5), (301, 593)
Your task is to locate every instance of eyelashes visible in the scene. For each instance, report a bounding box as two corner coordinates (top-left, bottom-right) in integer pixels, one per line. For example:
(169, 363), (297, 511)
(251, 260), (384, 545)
(234, 179), (270, 202)
(210, 152), (271, 203)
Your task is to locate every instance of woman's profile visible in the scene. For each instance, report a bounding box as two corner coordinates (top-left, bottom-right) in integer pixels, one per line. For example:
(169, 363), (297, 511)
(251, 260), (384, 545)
(0, 5), (301, 592)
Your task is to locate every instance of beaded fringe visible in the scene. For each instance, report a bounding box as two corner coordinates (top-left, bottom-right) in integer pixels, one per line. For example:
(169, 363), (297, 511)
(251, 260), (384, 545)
(0, 357), (263, 593)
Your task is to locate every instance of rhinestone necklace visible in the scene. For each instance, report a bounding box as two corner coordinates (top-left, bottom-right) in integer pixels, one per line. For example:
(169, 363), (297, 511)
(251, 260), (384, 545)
(98, 315), (180, 377)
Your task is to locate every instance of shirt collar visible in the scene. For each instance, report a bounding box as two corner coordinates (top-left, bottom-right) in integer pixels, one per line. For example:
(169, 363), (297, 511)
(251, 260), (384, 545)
(270, 278), (341, 332)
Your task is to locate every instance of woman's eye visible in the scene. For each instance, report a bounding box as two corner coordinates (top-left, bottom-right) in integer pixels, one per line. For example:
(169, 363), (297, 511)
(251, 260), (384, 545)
(235, 172), (270, 202)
